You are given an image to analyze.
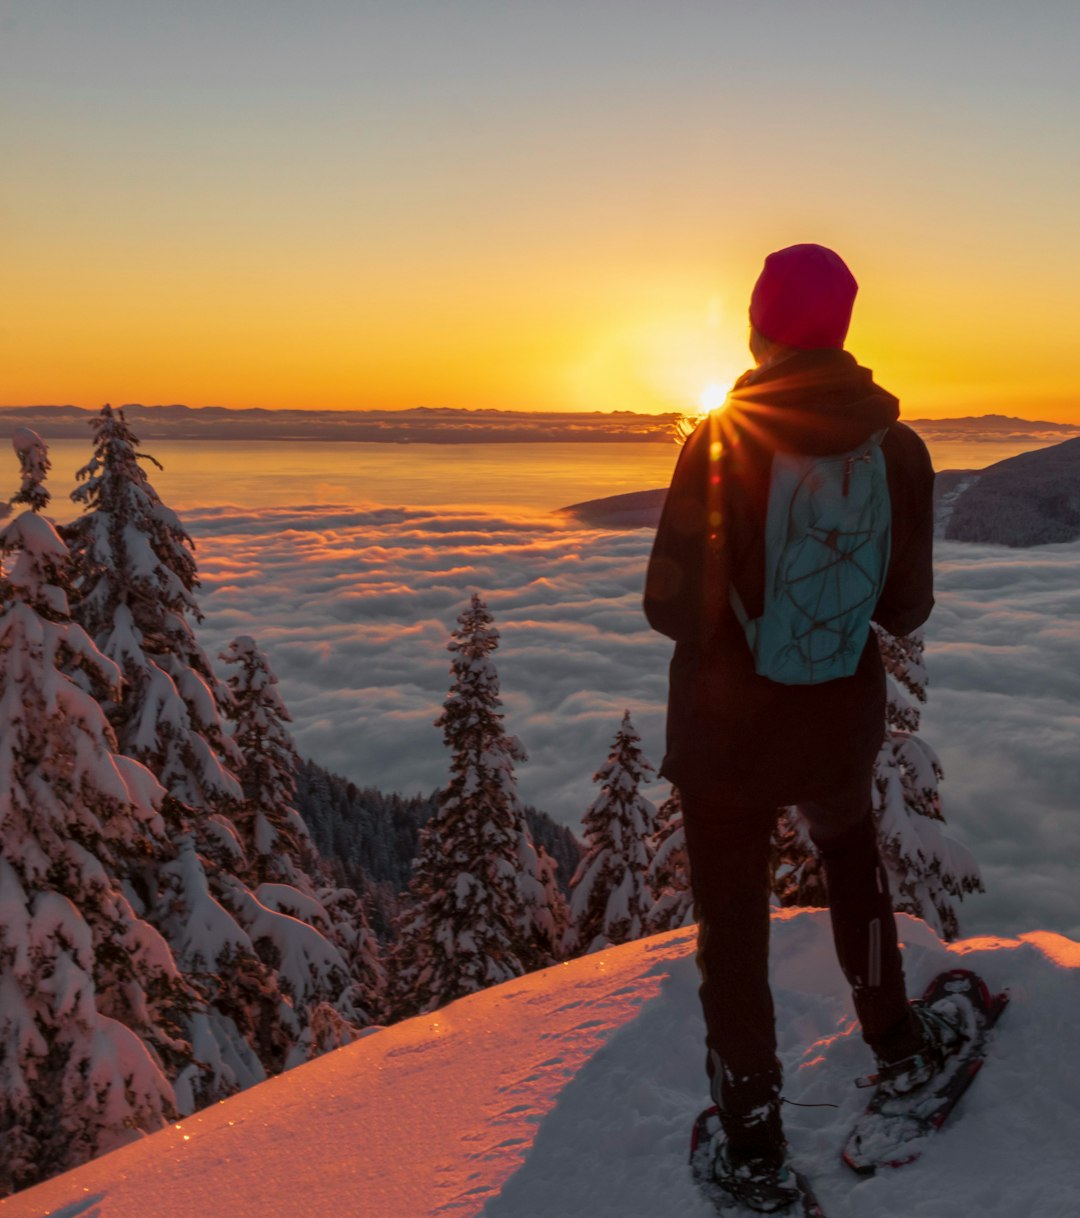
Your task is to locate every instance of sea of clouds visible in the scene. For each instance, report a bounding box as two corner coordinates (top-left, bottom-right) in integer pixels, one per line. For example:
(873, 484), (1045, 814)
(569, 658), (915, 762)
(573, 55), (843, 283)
(187, 505), (1080, 942)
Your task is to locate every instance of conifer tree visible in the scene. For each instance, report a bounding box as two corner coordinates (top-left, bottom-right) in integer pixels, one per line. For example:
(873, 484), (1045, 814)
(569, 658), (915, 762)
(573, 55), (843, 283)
(220, 635), (381, 1047)
(771, 808), (828, 908)
(647, 787), (695, 932)
(393, 594), (549, 1016)
(517, 839), (570, 971)
(872, 625), (983, 940)
(8, 427), (50, 513)
(219, 635), (311, 886)
(63, 406), (242, 810)
(0, 433), (191, 1193)
(316, 883), (388, 1029)
(62, 407), (297, 1102)
(565, 711), (658, 954)
(510, 809), (570, 974)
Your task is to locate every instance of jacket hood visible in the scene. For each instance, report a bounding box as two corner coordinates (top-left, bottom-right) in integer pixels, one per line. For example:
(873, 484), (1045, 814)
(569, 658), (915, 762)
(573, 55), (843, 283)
(725, 348), (899, 455)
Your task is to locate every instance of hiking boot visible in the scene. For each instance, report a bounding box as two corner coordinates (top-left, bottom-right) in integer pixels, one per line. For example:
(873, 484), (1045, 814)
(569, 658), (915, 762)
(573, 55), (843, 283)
(865, 997), (968, 1099)
(705, 1099), (798, 1214)
(709, 1139), (802, 1214)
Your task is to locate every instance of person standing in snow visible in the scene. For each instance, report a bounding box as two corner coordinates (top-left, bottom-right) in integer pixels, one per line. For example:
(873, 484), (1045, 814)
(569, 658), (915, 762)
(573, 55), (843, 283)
(644, 244), (950, 1211)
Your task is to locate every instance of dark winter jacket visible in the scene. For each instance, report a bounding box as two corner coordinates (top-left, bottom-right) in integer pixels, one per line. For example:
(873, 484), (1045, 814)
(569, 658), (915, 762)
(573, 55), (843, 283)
(643, 348), (935, 806)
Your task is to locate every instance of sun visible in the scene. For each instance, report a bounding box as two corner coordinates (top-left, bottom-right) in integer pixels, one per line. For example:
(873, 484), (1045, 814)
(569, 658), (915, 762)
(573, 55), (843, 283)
(698, 381), (728, 414)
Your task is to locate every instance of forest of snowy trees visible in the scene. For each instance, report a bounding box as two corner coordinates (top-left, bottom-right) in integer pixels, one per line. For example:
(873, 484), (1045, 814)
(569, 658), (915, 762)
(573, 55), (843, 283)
(0, 410), (981, 1195)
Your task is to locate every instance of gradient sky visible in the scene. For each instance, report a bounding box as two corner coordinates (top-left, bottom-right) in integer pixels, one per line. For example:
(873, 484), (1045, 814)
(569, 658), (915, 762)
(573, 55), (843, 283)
(4, 1), (1079, 419)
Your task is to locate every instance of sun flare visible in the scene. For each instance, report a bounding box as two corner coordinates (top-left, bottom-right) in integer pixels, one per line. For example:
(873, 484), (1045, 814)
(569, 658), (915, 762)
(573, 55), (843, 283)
(698, 382), (728, 414)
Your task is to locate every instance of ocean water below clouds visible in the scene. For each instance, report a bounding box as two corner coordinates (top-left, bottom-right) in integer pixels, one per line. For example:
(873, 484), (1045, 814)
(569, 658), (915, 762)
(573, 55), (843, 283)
(19, 438), (1080, 942)
(32, 432), (1066, 524)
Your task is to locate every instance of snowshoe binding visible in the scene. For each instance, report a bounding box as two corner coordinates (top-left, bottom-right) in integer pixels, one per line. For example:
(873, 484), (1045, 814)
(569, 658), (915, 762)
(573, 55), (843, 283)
(690, 1107), (825, 1216)
(842, 967), (1009, 1174)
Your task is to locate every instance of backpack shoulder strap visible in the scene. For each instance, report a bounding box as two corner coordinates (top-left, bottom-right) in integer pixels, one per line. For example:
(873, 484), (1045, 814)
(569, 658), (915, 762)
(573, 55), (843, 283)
(728, 580), (753, 638)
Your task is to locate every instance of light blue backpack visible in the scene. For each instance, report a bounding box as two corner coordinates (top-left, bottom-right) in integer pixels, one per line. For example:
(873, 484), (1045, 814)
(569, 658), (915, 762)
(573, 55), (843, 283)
(729, 429), (891, 685)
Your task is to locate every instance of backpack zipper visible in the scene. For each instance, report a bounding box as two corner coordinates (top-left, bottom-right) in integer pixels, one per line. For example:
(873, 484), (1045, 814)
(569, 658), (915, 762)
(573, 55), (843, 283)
(842, 448), (873, 496)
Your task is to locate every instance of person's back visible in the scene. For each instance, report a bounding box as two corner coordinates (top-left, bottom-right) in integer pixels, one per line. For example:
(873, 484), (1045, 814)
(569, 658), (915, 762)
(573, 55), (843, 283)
(645, 322), (936, 806)
(644, 245), (948, 1214)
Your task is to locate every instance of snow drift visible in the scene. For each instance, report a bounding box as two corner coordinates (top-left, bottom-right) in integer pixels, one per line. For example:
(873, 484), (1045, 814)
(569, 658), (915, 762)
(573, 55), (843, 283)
(3, 910), (1078, 1218)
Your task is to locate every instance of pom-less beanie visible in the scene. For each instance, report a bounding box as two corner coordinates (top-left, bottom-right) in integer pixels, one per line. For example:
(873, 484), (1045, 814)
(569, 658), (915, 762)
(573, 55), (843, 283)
(749, 244), (858, 349)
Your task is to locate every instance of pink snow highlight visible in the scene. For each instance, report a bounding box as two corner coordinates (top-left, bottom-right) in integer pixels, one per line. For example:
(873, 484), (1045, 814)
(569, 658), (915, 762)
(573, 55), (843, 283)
(4, 914), (1079, 1218)
(2, 930), (694, 1218)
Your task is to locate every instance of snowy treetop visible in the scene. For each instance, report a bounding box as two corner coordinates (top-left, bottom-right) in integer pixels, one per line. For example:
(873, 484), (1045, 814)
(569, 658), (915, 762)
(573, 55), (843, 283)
(8, 427), (50, 513)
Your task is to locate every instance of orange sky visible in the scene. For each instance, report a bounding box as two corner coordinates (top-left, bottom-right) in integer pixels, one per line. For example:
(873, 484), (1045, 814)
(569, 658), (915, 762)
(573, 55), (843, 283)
(4, 3), (1079, 422)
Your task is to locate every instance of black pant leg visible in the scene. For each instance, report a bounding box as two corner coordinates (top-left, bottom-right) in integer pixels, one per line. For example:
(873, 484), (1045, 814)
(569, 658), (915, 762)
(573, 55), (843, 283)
(800, 786), (921, 1056)
(681, 794), (783, 1147)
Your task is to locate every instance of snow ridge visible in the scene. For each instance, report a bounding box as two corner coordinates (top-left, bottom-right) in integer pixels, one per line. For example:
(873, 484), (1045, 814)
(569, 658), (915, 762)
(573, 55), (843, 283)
(6, 912), (1078, 1218)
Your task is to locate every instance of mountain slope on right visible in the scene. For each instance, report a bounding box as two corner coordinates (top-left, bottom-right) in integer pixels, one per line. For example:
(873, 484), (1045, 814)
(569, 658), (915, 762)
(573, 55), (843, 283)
(941, 435), (1080, 546)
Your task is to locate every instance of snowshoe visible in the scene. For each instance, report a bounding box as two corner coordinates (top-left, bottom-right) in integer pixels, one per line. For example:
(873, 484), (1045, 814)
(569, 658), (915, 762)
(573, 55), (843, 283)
(690, 1106), (826, 1216)
(842, 967), (1008, 1174)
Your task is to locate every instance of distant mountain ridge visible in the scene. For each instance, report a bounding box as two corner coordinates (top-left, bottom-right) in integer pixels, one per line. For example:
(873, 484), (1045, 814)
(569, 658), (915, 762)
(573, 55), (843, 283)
(2, 403), (1077, 444)
(906, 413), (1080, 443)
(563, 433), (1080, 547)
(907, 412), (1080, 432)
(0, 403), (678, 443)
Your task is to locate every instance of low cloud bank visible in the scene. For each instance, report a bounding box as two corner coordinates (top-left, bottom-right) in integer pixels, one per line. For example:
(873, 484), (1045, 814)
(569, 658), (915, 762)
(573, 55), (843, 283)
(188, 505), (1080, 941)
(920, 542), (1080, 939)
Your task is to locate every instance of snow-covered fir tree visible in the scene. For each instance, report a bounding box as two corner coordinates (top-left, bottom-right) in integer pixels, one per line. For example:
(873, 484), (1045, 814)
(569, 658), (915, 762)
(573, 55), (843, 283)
(647, 787), (695, 932)
(565, 711), (658, 954)
(220, 634), (383, 1044)
(872, 625), (983, 939)
(219, 635), (311, 886)
(769, 628), (982, 939)
(8, 427), (51, 513)
(63, 406), (242, 809)
(61, 407), (303, 1103)
(0, 433), (193, 1194)
(215, 873), (363, 1065)
(393, 593), (558, 1016)
(511, 794), (570, 974)
(518, 838), (569, 971)
(315, 883), (388, 1029)
(771, 808), (828, 908)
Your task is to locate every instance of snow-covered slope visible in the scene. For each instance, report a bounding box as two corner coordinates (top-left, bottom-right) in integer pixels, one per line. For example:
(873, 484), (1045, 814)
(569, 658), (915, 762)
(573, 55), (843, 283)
(943, 435), (1080, 546)
(4, 912), (1079, 1218)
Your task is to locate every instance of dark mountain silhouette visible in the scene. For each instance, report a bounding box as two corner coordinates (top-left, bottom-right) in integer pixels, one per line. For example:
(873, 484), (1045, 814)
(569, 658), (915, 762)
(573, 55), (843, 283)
(943, 434), (1080, 546)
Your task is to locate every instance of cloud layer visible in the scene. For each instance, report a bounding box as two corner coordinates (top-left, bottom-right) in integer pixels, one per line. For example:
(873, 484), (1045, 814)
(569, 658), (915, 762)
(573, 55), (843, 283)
(920, 542), (1080, 940)
(186, 505), (1080, 941)
(190, 504), (671, 830)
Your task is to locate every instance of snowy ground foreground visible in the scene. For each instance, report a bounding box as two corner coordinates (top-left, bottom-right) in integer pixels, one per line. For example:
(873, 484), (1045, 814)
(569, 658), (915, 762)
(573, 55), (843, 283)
(5, 912), (1079, 1218)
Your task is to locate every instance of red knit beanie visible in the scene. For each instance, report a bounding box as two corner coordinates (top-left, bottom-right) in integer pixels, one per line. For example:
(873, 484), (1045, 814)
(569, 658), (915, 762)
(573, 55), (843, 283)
(749, 244), (858, 349)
